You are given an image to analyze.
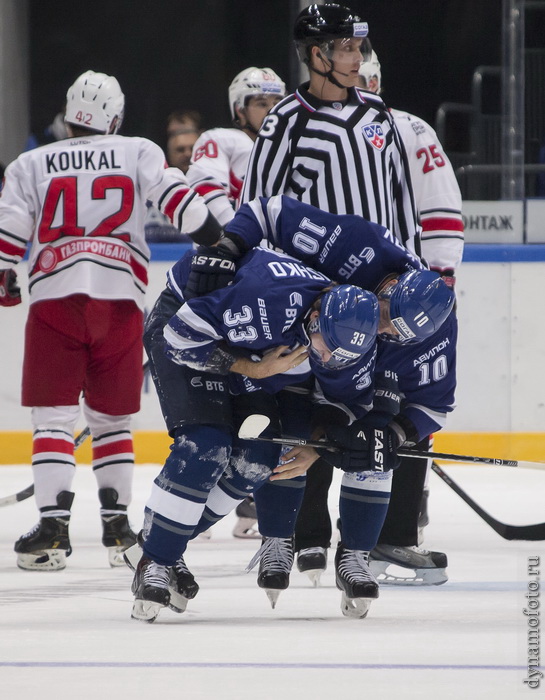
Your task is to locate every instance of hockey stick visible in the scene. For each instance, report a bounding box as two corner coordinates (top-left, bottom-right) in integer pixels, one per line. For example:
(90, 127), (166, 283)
(238, 414), (545, 470)
(398, 448), (545, 470)
(430, 461), (545, 541)
(238, 415), (545, 541)
(238, 414), (340, 451)
(0, 361), (150, 508)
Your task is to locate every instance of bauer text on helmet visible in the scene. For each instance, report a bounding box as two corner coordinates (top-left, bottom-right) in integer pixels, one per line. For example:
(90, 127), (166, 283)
(65, 70), (125, 135)
(229, 67), (286, 120)
(379, 271), (455, 344)
(309, 285), (379, 369)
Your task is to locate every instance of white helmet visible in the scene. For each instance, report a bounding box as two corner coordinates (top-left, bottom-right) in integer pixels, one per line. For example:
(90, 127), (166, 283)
(65, 70), (125, 134)
(358, 50), (381, 94)
(228, 67), (286, 120)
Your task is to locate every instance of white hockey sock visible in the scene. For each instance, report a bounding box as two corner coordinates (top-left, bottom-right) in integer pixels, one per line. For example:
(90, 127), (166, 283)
(31, 406), (79, 512)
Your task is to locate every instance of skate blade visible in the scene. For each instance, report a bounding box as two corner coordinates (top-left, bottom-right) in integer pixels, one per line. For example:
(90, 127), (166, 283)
(340, 592), (373, 619)
(123, 542), (143, 572)
(232, 518), (261, 539)
(168, 590), (190, 613)
(16, 550), (68, 571)
(264, 588), (282, 609)
(131, 599), (164, 623)
(107, 546), (132, 568)
(302, 568), (324, 588)
(369, 560), (448, 586)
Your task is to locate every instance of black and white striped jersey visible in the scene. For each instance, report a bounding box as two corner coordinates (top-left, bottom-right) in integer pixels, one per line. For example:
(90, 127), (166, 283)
(241, 83), (421, 259)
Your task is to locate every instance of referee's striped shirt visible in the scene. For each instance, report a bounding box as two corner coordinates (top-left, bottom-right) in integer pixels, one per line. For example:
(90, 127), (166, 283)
(241, 83), (421, 258)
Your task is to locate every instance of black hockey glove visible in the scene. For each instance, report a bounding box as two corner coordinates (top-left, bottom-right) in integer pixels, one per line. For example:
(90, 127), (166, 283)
(184, 242), (239, 300)
(0, 269), (21, 306)
(321, 419), (401, 473)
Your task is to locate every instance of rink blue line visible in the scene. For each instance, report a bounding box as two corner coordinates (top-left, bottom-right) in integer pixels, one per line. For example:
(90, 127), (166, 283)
(0, 661), (528, 671)
(147, 243), (545, 263)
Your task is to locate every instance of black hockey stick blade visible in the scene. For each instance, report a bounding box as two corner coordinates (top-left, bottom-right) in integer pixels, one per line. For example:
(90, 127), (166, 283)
(431, 461), (545, 541)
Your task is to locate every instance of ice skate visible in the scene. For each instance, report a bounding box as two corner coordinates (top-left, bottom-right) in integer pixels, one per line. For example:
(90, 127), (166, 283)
(232, 496), (260, 539)
(335, 544), (379, 619)
(14, 490), (74, 571)
(99, 488), (138, 567)
(247, 536), (294, 609)
(169, 554), (199, 613)
(296, 546), (328, 587)
(131, 556), (170, 623)
(14, 516), (72, 571)
(369, 544), (448, 586)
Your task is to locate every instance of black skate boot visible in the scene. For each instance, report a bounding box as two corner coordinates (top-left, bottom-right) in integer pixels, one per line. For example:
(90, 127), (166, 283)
(169, 554), (200, 613)
(14, 491), (74, 571)
(247, 536), (294, 609)
(369, 544), (448, 586)
(296, 547), (328, 587)
(232, 495), (260, 539)
(131, 556), (171, 623)
(335, 544), (379, 619)
(99, 488), (137, 567)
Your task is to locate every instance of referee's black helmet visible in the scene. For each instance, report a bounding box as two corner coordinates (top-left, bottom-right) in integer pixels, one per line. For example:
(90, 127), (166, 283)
(294, 4), (369, 63)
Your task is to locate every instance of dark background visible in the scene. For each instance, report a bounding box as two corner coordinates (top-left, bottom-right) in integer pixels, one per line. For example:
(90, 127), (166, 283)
(29, 0), (509, 151)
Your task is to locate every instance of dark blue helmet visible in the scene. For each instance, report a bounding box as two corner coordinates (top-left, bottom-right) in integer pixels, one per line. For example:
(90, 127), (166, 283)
(313, 284), (379, 368)
(380, 270), (455, 344)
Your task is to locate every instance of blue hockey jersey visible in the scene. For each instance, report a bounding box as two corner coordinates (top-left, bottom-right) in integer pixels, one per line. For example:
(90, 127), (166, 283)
(164, 247), (376, 417)
(225, 194), (424, 292)
(225, 196), (456, 439)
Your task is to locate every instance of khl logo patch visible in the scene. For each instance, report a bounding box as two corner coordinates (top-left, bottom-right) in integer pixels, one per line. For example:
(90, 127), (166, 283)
(363, 123), (385, 151)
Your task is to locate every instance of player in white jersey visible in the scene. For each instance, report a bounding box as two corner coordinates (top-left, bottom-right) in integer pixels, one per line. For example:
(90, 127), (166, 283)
(186, 67), (286, 228)
(0, 70), (221, 572)
(358, 51), (464, 274)
(354, 50), (464, 582)
(184, 67), (286, 538)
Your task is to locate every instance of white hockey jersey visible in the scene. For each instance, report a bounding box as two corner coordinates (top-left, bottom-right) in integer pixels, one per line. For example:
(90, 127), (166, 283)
(185, 128), (253, 226)
(391, 108), (464, 270)
(0, 134), (211, 308)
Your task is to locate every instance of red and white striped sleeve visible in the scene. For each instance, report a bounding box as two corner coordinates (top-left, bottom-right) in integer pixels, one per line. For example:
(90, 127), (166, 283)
(391, 108), (464, 271)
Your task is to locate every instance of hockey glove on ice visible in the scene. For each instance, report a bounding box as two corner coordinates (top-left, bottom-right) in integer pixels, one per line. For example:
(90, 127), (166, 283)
(322, 419), (401, 473)
(184, 242), (238, 299)
(0, 269), (21, 306)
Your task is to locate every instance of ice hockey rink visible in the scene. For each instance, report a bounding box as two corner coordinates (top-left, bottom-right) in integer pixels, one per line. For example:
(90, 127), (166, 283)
(0, 461), (542, 700)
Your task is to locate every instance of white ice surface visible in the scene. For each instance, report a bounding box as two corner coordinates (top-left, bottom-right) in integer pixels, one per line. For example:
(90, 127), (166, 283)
(0, 462), (543, 700)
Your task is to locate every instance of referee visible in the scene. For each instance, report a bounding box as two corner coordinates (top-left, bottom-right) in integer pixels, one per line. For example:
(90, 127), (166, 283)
(241, 4), (448, 589)
(241, 4), (420, 257)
